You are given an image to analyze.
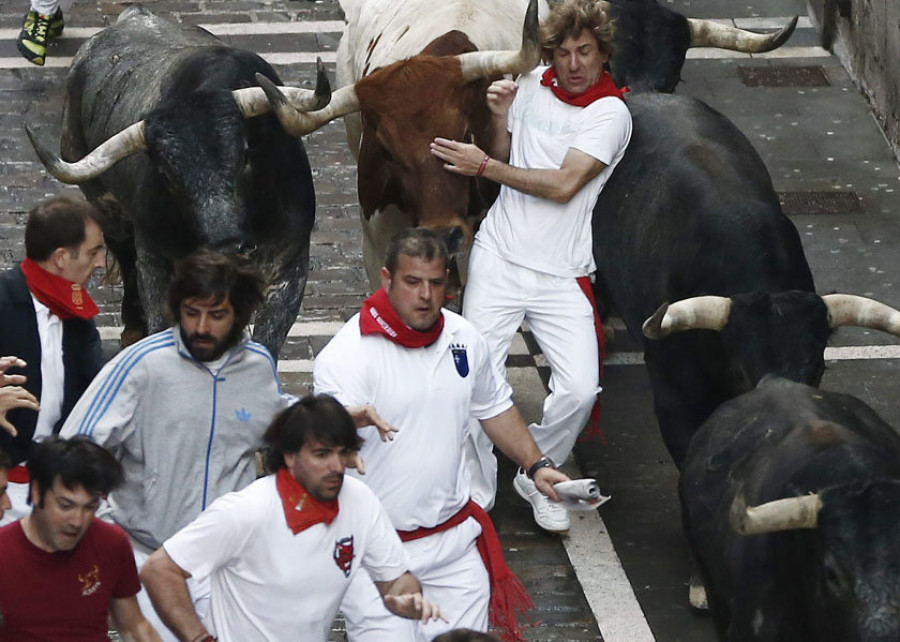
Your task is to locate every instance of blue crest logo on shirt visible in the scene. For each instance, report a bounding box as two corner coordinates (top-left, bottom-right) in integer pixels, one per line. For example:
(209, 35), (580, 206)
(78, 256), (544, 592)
(235, 408), (252, 422)
(451, 343), (469, 378)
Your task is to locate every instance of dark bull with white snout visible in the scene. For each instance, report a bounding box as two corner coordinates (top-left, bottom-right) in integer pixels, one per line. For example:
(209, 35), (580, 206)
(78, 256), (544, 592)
(26, 5), (328, 359)
(681, 376), (900, 641)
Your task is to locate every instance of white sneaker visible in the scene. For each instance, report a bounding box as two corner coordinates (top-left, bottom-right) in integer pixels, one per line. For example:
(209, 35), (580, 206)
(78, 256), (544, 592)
(513, 469), (570, 533)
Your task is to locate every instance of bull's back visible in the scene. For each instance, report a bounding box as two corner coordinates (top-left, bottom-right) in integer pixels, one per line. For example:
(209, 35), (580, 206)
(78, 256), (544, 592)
(593, 93), (814, 337)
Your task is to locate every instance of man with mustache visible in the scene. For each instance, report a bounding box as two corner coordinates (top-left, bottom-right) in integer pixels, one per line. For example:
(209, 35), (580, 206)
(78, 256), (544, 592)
(141, 396), (444, 641)
(60, 248), (295, 641)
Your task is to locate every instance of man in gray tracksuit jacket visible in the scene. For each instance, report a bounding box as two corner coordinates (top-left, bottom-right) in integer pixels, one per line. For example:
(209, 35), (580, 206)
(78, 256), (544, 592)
(60, 249), (294, 642)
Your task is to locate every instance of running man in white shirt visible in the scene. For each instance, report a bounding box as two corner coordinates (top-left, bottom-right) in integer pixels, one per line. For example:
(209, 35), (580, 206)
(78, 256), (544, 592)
(140, 395), (443, 642)
(430, 0), (632, 531)
(314, 228), (570, 641)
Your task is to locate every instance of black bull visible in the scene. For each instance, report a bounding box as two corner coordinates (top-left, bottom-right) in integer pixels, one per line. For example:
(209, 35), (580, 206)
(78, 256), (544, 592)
(28, 6), (317, 359)
(592, 92), (817, 468)
(681, 376), (900, 641)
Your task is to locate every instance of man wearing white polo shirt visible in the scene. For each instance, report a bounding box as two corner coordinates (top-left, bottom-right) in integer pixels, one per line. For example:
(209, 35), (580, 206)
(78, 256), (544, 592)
(314, 228), (570, 641)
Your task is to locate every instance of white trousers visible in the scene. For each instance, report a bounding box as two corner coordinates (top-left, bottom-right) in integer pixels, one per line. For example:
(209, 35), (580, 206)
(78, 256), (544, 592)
(463, 245), (600, 506)
(341, 518), (489, 642)
(29, 0), (74, 16)
(132, 538), (211, 642)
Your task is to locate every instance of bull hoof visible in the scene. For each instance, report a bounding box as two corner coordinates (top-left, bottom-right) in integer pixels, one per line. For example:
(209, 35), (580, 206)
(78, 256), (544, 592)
(689, 574), (709, 612)
(120, 327), (146, 348)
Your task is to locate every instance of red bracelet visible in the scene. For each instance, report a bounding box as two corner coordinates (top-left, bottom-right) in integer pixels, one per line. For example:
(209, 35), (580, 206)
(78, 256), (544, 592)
(476, 154), (491, 177)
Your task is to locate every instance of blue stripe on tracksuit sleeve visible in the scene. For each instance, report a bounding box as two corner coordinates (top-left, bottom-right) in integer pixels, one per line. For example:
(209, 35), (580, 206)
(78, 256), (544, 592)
(245, 342), (283, 394)
(78, 331), (176, 438)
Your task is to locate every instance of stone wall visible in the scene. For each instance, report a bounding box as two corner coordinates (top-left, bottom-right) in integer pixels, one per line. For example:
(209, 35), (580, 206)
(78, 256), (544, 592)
(807, 0), (900, 162)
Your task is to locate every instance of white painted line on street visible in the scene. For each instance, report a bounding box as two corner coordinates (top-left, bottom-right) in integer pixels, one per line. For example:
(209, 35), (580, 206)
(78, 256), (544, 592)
(565, 509), (656, 642)
(0, 21), (345, 40)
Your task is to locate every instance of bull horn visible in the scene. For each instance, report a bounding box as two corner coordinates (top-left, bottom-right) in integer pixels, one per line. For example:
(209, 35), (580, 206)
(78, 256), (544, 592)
(642, 296), (732, 339)
(231, 57), (332, 119)
(731, 493), (822, 535)
(457, 0), (541, 81)
(255, 72), (360, 137)
(688, 15), (798, 53)
(26, 121), (146, 184)
(823, 294), (900, 334)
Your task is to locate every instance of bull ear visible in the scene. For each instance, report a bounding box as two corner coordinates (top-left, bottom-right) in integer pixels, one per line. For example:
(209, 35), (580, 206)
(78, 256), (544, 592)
(642, 296), (732, 339)
(730, 493), (823, 535)
(822, 294), (900, 335)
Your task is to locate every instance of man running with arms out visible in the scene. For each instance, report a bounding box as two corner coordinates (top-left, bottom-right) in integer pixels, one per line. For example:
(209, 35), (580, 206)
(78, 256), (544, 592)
(314, 228), (571, 641)
(430, 0), (632, 531)
(141, 395), (443, 642)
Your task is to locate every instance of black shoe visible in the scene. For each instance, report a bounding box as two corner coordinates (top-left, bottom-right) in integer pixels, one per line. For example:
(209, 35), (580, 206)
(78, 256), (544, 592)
(48, 7), (64, 38)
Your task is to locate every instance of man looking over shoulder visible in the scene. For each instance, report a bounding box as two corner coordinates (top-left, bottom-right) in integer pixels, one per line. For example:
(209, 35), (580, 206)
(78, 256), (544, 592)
(0, 195), (106, 525)
(430, 0), (632, 531)
(314, 228), (570, 641)
(141, 395), (443, 642)
(0, 436), (160, 641)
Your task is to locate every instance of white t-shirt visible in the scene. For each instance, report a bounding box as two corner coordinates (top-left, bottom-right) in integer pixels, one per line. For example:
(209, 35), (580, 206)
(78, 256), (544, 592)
(313, 310), (513, 530)
(164, 475), (409, 642)
(476, 65), (633, 278)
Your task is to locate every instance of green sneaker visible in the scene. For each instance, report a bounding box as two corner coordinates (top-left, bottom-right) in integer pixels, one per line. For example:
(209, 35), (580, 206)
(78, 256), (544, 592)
(16, 10), (52, 66)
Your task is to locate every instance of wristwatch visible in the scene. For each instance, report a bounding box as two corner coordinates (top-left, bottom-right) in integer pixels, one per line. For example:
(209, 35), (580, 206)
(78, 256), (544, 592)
(526, 455), (555, 480)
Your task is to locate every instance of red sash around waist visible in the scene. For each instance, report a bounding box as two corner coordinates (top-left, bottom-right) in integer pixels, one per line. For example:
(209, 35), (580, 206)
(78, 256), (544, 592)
(398, 499), (534, 642)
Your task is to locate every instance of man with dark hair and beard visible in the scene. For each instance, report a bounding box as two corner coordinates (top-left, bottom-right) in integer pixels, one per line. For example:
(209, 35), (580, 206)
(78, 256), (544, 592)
(59, 248), (296, 642)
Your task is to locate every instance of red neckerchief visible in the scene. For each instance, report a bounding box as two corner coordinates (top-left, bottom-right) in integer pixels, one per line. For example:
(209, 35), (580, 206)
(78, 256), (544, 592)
(20, 258), (99, 321)
(275, 467), (339, 535)
(576, 276), (607, 445)
(359, 288), (445, 348)
(398, 500), (535, 642)
(540, 67), (629, 106)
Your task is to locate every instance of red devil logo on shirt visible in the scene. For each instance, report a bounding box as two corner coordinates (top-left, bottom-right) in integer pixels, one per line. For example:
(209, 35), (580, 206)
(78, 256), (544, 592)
(334, 535), (355, 577)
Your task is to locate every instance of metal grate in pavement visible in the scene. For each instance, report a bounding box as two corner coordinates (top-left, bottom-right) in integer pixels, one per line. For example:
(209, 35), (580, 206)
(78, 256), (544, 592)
(778, 190), (863, 215)
(737, 65), (830, 87)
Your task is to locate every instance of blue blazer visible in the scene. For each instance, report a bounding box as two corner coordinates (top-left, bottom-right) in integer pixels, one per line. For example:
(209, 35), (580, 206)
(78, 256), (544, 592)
(0, 266), (105, 464)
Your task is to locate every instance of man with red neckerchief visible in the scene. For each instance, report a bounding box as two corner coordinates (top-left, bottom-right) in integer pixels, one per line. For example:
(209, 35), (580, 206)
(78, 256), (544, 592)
(140, 395), (443, 642)
(0, 194), (106, 526)
(429, 0), (632, 533)
(313, 228), (571, 642)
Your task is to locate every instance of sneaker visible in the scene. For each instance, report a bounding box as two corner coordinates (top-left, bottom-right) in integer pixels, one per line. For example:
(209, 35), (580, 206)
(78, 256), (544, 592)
(48, 8), (64, 38)
(513, 468), (570, 533)
(16, 10), (53, 66)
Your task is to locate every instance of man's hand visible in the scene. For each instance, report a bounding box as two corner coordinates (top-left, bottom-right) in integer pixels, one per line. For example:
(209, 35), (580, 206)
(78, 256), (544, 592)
(382, 592), (448, 625)
(430, 138), (488, 177)
(0, 386), (39, 437)
(486, 78), (517, 117)
(533, 466), (570, 502)
(346, 405), (399, 442)
(0, 356), (26, 387)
